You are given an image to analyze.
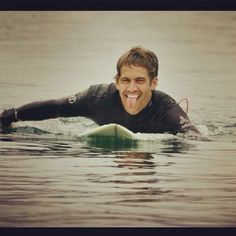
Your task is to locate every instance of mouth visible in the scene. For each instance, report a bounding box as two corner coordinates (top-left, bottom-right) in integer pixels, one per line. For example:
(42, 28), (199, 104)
(126, 94), (139, 99)
(124, 94), (140, 109)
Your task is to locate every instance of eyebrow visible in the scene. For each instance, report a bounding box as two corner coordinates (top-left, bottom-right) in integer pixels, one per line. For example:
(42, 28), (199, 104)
(120, 76), (146, 80)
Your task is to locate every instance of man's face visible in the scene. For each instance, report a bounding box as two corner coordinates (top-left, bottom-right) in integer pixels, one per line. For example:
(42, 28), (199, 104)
(116, 65), (157, 115)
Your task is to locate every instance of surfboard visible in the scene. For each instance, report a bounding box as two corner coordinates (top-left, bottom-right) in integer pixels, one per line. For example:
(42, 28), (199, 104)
(81, 123), (136, 140)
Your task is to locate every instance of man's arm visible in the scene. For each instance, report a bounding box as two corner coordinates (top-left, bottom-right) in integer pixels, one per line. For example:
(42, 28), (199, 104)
(178, 114), (210, 141)
(0, 84), (107, 128)
(0, 91), (90, 128)
(0, 98), (68, 127)
(164, 103), (210, 141)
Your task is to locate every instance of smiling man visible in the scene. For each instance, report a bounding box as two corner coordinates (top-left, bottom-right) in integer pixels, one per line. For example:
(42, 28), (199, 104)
(0, 46), (205, 139)
(116, 65), (157, 115)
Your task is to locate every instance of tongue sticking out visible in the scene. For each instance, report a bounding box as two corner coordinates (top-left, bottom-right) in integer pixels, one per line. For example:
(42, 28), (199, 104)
(126, 95), (138, 108)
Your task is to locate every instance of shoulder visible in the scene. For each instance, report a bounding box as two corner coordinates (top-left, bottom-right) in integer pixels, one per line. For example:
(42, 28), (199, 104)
(87, 83), (117, 97)
(152, 90), (177, 107)
(66, 83), (116, 105)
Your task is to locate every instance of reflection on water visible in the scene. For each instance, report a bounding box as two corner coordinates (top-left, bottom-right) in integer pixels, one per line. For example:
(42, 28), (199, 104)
(80, 136), (196, 154)
(114, 152), (157, 170)
(83, 137), (138, 150)
(0, 131), (196, 158)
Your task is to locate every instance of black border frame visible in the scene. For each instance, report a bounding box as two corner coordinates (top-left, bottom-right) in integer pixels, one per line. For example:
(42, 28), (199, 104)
(0, 0), (236, 234)
(0, 0), (236, 10)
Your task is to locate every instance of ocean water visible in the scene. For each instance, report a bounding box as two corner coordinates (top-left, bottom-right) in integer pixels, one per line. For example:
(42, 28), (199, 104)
(0, 11), (236, 227)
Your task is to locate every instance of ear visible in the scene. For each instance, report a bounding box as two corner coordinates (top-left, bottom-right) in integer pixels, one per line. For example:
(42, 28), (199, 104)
(150, 77), (158, 90)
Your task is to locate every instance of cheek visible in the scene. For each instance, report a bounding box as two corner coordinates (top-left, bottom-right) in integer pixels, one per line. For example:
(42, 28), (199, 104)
(142, 85), (151, 93)
(117, 84), (126, 93)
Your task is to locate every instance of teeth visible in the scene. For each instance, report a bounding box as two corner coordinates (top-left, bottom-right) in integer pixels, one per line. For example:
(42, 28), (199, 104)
(127, 94), (139, 98)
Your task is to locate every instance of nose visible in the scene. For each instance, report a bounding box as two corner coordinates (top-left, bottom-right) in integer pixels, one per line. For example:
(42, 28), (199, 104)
(127, 80), (138, 92)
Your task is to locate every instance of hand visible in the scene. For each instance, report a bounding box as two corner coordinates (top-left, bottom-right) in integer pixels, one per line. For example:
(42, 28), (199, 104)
(0, 108), (16, 127)
(184, 129), (211, 142)
(0, 110), (3, 128)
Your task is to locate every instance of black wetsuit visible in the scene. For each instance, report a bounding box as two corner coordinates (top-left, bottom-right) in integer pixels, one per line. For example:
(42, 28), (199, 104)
(0, 83), (199, 134)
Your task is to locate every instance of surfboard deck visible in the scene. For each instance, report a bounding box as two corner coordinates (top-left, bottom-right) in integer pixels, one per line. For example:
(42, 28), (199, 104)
(81, 123), (136, 140)
(80, 123), (137, 149)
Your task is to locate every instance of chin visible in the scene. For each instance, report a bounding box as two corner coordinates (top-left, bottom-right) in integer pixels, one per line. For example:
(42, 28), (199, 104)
(125, 108), (139, 115)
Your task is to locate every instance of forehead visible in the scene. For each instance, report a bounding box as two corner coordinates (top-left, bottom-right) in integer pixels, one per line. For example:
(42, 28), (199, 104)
(120, 65), (149, 77)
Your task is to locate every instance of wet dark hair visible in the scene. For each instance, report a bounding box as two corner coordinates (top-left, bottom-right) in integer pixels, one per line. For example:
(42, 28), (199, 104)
(115, 46), (159, 80)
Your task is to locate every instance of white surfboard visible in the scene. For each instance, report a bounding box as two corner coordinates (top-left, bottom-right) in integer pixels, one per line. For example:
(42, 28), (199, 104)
(81, 123), (136, 140)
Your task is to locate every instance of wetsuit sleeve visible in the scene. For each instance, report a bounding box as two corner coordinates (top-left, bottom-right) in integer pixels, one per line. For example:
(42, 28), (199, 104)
(0, 89), (91, 127)
(164, 103), (211, 141)
(164, 103), (200, 134)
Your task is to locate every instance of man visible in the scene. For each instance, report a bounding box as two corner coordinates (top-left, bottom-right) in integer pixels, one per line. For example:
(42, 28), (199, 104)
(0, 47), (206, 139)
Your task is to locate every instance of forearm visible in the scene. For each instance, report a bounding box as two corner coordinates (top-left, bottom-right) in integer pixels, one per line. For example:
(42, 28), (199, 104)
(178, 115), (211, 141)
(16, 99), (66, 121)
(0, 98), (70, 127)
(165, 103), (210, 141)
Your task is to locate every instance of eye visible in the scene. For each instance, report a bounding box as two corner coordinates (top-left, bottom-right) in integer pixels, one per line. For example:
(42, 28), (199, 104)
(136, 77), (146, 84)
(120, 77), (130, 84)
